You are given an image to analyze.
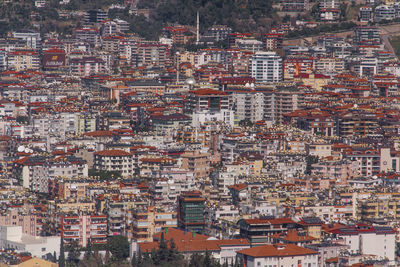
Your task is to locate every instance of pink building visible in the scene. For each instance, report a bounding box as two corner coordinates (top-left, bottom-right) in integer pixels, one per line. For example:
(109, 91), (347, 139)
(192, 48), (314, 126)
(58, 214), (107, 247)
(0, 209), (42, 236)
(311, 160), (359, 185)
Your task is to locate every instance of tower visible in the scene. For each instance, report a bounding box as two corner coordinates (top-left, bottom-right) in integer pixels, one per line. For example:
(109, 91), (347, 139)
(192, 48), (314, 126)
(196, 11), (199, 44)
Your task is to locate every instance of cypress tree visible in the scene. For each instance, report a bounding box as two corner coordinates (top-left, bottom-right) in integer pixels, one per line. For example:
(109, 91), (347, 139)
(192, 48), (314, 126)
(59, 237), (65, 267)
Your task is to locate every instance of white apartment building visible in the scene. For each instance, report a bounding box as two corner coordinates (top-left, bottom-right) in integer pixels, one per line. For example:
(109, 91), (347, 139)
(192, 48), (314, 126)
(250, 51), (282, 83)
(329, 225), (396, 263)
(234, 92), (264, 123)
(192, 109), (235, 128)
(93, 149), (133, 177)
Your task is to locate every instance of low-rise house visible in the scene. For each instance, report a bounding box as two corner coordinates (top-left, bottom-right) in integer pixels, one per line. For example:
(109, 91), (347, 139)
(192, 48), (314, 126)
(237, 243), (319, 267)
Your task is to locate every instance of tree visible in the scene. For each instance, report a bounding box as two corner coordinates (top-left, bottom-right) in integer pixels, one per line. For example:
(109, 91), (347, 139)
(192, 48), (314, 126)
(16, 115), (29, 125)
(41, 219), (57, 236)
(167, 238), (180, 262)
(156, 232), (168, 263)
(305, 155), (319, 175)
(59, 237), (65, 267)
(88, 169), (122, 181)
(204, 250), (212, 267)
(78, 250), (104, 267)
(66, 239), (81, 267)
(107, 235), (130, 262)
(239, 119), (253, 128)
(83, 240), (93, 260)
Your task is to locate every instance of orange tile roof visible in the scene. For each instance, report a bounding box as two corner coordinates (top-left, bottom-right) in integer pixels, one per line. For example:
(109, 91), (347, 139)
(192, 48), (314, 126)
(94, 149), (131, 157)
(270, 229), (316, 243)
(153, 228), (209, 242)
(84, 130), (113, 137)
(228, 183), (248, 191)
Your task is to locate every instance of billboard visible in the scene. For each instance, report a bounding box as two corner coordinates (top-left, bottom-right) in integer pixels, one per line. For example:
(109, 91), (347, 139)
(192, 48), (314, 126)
(43, 51), (66, 68)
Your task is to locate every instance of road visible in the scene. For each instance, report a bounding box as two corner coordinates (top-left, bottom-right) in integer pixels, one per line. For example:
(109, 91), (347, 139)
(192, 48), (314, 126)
(283, 22), (400, 54)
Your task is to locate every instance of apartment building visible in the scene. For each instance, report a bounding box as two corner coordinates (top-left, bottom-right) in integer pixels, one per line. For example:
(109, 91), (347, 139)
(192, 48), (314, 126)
(177, 191), (205, 232)
(353, 26), (380, 45)
(180, 150), (210, 179)
(132, 206), (177, 242)
(70, 56), (106, 76)
(249, 51), (283, 83)
(74, 28), (100, 46)
(0, 209), (42, 237)
(263, 89), (304, 123)
(135, 43), (169, 67)
(59, 214), (107, 247)
(186, 89), (232, 112)
(233, 92), (265, 123)
(7, 50), (40, 71)
(238, 218), (297, 246)
(326, 224), (396, 263)
(93, 149), (133, 177)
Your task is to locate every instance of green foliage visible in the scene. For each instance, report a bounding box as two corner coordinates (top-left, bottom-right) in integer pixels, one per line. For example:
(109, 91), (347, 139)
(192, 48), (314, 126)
(286, 21), (356, 39)
(149, 0), (273, 32)
(64, 0), (118, 10)
(41, 219), (57, 236)
(0, 1), (32, 36)
(390, 35), (400, 59)
(88, 169), (122, 181)
(66, 239), (81, 267)
(188, 252), (221, 267)
(339, 3), (348, 21)
(16, 116), (29, 125)
(78, 250), (104, 267)
(305, 155), (319, 175)
(59, 237), (65, 267)
(107, 235), (130, 262)
(185, 43), (208, 52)
(239, 119), (253, 127)
(135, 235), (185, 267)
(114, 0), (275, 39)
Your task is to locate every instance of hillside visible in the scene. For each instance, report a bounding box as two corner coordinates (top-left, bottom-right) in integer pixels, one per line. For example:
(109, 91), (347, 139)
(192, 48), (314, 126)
(138, 0), (277, 35)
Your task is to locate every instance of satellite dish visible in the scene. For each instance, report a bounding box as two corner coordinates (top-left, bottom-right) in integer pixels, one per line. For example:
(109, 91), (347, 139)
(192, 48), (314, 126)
(185, 78), (196, 85)
(17, 146), (25, 152)
(24, 148), (29, 153)
(245, 83), (250, 88)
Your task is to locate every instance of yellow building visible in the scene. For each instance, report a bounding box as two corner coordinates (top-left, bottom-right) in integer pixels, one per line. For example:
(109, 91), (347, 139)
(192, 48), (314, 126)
(8, 50), (40, 71)
(0, 257), (58, 267)
(294, 73), (330, 91)
(132, 206), (177, 242)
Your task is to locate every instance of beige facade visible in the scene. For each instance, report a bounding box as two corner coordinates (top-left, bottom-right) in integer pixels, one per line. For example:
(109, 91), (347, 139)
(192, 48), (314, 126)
(181, 150), (210, 179)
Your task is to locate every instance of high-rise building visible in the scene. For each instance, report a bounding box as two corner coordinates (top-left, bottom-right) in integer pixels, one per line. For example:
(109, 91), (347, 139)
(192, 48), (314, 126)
(177, 190), (205, 232)
(249, 51), (283, 83)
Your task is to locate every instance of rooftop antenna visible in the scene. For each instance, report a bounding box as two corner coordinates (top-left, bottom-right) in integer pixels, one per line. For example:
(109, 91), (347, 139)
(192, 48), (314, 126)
(196, 11), (200, 44)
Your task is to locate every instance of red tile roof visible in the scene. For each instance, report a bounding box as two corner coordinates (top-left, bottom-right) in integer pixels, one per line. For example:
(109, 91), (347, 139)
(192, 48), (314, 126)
(84, 130), (113, 137)
(237, 243), (317, 257)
